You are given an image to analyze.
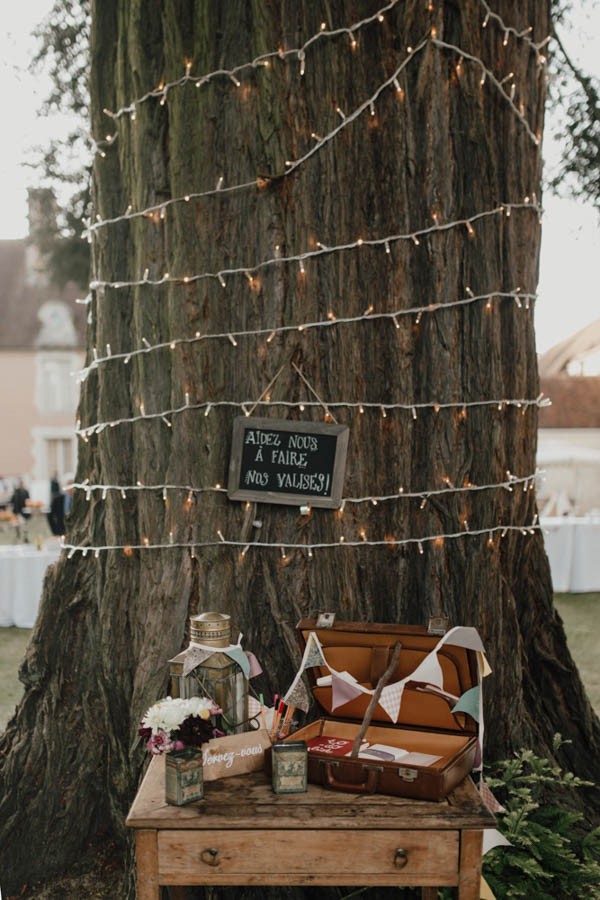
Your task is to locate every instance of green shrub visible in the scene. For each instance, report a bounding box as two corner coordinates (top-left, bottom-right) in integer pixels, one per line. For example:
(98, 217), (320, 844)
(483, 735), (600, 899)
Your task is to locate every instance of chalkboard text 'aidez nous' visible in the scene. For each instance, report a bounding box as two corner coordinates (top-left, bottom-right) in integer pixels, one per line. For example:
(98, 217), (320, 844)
(227, 417), (349, 508)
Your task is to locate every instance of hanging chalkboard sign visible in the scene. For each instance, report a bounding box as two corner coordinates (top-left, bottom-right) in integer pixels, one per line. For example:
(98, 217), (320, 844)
(227, 416), (349, 508)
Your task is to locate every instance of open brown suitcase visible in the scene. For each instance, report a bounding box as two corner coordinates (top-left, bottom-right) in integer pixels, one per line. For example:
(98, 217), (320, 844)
(288, 617), (481, 801)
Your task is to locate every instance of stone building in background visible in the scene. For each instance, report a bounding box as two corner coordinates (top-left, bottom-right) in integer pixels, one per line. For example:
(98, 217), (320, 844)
(0, 189), (86, 504)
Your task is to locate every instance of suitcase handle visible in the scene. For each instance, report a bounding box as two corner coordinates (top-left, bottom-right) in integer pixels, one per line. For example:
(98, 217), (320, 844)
(322, 762), (380, 794)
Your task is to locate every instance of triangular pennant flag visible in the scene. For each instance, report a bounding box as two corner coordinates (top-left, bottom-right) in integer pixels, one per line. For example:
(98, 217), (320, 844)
(244, 650), (263, 678)
(283, 676), (311, 713)
(331, 672), (364, 710)
(478, 650), (493, 677)
(479, 779), (505, 814)
(247, 695), (262, 719)
(482, 828), (512, 854)
(452, 686), (480, 722)
(182, 646), (213, 676)
(303, 632), (327, 669)
(480, 875), (497, 899)
(410, 648), (443, 688)
(442, 625), (486, 654)
(280, 632), (327, 715)
(379, 682), (405, 723)
(225, 646), (251, 678)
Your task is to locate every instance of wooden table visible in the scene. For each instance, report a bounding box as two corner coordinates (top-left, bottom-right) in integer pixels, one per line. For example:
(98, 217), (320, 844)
(127, 755), (495, 899)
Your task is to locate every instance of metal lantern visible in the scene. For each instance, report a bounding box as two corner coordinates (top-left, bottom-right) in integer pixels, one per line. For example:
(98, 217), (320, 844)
(169, 611), (248, 735)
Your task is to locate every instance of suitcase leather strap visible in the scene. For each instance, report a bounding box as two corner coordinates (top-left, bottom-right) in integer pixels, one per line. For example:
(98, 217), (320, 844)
(370, 645), (394, 686)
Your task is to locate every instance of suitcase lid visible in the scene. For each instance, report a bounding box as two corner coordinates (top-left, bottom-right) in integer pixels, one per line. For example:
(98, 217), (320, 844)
(295, 618), (480, 736)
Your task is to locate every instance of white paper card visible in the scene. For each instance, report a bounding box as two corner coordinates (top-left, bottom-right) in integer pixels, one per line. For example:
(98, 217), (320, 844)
(396, 751), (442, 767)
(357, 743), (408, 761)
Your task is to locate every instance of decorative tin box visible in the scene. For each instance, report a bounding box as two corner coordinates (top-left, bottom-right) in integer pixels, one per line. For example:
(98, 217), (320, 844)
(165, 748), (204, 805)
(271, 740), (308, 793)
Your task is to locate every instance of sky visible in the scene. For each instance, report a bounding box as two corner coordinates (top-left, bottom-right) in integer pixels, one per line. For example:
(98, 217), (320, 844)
(1, 2), (599, 355)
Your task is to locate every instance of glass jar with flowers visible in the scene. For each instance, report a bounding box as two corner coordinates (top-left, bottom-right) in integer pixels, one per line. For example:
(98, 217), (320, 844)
(139, 696), (223, 805)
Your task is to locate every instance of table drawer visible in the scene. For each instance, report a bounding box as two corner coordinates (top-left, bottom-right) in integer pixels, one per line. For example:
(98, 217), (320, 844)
(158, 829), (459, 886)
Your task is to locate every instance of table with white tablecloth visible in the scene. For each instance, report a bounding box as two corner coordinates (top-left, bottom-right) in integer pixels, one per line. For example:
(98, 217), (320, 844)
(541, 516), (600, 593)
(0, 544), (62, 628)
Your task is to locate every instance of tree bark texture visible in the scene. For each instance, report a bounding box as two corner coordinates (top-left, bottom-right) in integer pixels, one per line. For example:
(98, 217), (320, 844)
(2, 1), (599, 896)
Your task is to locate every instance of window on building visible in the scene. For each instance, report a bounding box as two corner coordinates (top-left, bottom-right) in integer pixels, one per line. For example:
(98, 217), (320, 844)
(35, 353), (80, 415)
(45, 438), (75, 477)
(32, 427), (78, 486)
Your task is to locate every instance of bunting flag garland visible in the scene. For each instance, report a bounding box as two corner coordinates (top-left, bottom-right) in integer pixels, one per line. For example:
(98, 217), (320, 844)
(182, 638), (263, 679)
(281, 626), (492, 726)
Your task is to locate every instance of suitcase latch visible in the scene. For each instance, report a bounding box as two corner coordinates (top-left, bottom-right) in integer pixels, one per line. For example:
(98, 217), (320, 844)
(316, 612), (336, 628)
(427, 614), (449, 635)
(397, 766), (418, 782)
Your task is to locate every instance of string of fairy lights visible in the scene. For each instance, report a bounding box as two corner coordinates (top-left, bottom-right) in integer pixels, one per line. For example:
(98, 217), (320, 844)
(90, 0), (550, 165)
(76, 396), (550, 441)
(88, 34), (542, 234)
(88, 202), (540, 292)
(72, 471), (538, 505)
(62, 521), (542, 560)
(73, 2), (548, 558)
(76, 288), (535, 382)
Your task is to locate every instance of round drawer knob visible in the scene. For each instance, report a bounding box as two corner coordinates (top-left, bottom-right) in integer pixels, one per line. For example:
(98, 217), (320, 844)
(394, 848), (409, 869)
(200, 847), (220, 867)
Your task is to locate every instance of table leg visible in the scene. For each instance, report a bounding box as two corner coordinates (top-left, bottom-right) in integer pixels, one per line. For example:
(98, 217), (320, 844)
(135, 829), (160, 900)
(458, 830), (483, 899)
(421, 889), (438, 899)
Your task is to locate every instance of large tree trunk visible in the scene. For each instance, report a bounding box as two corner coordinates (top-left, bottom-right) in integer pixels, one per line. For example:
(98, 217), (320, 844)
(2, 0), (599, 895)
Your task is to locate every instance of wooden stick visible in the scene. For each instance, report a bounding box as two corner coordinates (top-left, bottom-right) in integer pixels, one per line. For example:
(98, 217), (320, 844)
(350, 641), (402, 758)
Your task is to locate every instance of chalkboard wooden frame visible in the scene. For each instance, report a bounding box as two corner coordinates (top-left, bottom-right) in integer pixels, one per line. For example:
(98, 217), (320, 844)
(227, 416), (349, 508)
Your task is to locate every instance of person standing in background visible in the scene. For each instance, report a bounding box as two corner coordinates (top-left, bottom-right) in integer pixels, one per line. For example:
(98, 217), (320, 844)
(10, 479), (30, 518)
(47, 491), (66, 536)
(50, 472), (61, 501)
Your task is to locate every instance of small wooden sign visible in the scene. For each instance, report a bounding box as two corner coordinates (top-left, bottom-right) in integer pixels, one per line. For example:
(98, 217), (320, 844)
(227, 416), (349, 508)
(202, 729), (272, 782)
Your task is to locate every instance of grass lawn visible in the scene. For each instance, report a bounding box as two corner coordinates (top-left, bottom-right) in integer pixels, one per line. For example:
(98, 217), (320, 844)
(554, 592), (600, 713)
(0, 626), (31, 731)
(1, 595), (598, 732)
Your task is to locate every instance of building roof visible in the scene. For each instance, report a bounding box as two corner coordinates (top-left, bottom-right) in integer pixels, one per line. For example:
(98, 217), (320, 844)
(539, 376), (600, 428)
(538, 318), (600, 377)
(0, 239), (85, 350)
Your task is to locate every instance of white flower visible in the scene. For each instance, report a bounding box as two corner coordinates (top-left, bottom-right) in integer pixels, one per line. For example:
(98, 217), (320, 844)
(141, 695), (215, 734)
(185, 696), (215, 720)
(160, 702), (188, 730)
